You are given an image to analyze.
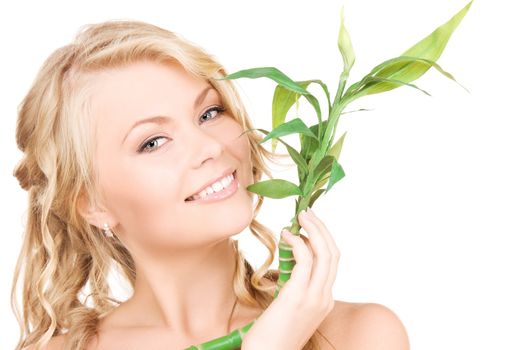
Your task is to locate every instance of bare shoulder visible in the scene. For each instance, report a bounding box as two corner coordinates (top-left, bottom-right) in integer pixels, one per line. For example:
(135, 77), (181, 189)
(24, 334), (67, 350)
(316, 300), (410, 350)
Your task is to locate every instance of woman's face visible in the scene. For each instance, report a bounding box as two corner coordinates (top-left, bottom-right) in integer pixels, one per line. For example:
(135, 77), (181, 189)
(86, 60), (255, 255)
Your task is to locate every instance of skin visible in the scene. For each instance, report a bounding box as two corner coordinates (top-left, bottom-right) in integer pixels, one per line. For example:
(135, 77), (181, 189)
(40, 60), (410, 349)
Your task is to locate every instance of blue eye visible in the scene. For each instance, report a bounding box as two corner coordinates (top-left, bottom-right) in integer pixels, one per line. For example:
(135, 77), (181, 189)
(138, 106), (227, 153)
(139, 136), (169, 153)
(199, 105), (226, 124)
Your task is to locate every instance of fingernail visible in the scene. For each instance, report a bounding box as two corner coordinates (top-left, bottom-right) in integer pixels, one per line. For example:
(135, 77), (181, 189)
(300, 209), (309, 219)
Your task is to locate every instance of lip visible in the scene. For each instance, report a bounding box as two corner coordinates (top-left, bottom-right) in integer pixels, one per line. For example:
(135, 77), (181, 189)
(185, 167), (236, 201)
(185, 170), (238, 204)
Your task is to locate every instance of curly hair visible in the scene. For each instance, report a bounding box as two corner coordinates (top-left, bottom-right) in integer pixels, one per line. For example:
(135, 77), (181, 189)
(10, 19), (325, 350)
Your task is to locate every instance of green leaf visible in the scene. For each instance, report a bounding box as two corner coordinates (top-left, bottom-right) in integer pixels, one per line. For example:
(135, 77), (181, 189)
(359, 76), (432, 97)
(260, 118), (319, 145)
(402, 1), (473, 61)
(247, 179), (303, 199)
(372, 56), (467, 92)
(326, 158), (345, 193)
(257, 128), (308, 181)
(299, 120), (328, 163)
(308, 154), (345, 195)
(327, 131), (347, 161)
(271, 81), (312, 152)
(312, 155), (335, 184)
(286, 146), (308, 183)
(344, 57), (444, 102)
(272, 79), (331, 150)
(306, 155), (345, 196)
(217, 66), (323, 127)
(341, 0), (472, 105)
(371, 56), (456, 83)
(299, 135), (316, 164)
(340, 108), (374, 116)
(309, 188), (326, 207)
(217, 66), (309, 94)
(382, 0), (473, 85)
(312, 173), (330, 193)
(307, 80), (331, 110)
(338, 5), (356, 74)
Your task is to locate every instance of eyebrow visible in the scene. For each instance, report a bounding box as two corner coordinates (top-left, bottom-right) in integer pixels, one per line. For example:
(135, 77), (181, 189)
(121, 85), (215, 145)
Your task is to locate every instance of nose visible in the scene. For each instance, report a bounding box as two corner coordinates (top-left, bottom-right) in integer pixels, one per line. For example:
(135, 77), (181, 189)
(185, 123), (224, 166)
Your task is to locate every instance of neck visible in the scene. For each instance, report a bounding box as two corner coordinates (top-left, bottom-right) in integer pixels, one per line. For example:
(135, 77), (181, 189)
(122, 238), (238, 339)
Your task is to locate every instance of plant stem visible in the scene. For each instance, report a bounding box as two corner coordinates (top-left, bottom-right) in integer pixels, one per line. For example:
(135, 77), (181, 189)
(184, 322), (255, 350)
(333, 70), (348, 106)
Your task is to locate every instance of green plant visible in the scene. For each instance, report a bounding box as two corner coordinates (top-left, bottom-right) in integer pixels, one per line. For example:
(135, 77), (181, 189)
(184, 1), (472, 349)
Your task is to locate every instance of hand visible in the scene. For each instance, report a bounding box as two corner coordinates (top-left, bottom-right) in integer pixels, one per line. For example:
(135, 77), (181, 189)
(241, 208), (340, 350)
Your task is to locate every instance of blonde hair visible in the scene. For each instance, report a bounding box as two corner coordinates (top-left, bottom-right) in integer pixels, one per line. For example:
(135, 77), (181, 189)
(11, 19), (328, 350)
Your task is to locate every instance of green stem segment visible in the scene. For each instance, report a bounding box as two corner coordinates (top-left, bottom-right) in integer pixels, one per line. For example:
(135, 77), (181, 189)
(274, 195), (312, 299)
(184, 322), (255, 350)
(333, 70), (348, 107)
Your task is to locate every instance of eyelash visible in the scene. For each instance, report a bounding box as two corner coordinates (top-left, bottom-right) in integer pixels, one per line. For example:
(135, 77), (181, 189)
(138, 106), (227, 153)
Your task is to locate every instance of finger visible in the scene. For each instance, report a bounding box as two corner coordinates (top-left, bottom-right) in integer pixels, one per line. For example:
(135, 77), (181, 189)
(297, 209), (331, 296)
(306, 208), (340, 296)
(280, 229), (313, 292)
(306, 208), (340, 259)
(297, 232), (313, 258)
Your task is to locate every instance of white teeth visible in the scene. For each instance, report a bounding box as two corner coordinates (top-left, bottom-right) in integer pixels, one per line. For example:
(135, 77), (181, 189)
(220, 176), (231, 188)
(211, 182), (223, 192)
(189, 172), (234, 201)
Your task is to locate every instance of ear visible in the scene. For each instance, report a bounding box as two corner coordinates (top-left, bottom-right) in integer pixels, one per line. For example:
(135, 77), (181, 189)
(77, 191), (118, 230)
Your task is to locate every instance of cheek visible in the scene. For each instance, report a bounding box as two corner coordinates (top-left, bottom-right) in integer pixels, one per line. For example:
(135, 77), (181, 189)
(98, 156), (183, 233)
(224, 121), (253, 182)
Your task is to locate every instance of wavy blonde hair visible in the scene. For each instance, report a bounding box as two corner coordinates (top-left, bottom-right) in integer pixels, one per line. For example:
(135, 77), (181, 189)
(11, 19), (328, 350)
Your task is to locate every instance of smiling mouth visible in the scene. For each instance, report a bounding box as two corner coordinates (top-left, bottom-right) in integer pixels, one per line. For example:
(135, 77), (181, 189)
(185, 170), (237, 202)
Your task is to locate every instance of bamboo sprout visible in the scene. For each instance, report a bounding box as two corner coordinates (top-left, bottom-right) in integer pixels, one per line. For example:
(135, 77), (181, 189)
(183, 1), (472, 349)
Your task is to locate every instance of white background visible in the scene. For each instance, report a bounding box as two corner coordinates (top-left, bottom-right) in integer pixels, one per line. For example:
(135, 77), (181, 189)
(1, 0), (524, 349)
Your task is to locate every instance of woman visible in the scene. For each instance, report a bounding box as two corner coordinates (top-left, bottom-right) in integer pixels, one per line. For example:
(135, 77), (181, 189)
(11, 19), (409, 350)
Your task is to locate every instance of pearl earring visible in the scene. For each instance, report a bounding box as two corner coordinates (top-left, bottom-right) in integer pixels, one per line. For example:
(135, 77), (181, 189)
(102, 223), (114, 238)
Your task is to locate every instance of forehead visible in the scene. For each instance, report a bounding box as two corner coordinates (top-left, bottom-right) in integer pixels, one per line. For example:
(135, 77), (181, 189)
(86, 60), (213, 127)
